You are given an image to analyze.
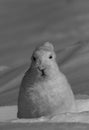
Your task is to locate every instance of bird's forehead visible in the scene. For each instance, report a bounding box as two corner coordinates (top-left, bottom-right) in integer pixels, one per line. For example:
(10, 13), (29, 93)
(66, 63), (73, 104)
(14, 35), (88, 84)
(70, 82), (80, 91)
(34, 49), (51, 57)
(36, 42), (54, 51)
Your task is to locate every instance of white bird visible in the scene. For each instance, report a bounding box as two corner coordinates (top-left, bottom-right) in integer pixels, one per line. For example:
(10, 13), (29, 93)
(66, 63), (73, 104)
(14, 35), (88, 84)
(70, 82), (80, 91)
(17, 42), (76, 118)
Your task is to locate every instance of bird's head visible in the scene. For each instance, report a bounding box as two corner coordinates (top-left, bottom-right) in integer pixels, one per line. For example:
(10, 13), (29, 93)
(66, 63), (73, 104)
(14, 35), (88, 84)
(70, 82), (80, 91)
(31, 42), (56, 76)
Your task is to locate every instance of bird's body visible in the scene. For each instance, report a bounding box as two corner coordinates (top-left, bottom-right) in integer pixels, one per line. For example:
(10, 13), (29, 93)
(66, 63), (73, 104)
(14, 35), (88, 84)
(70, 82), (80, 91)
(17, 42), (76, 118)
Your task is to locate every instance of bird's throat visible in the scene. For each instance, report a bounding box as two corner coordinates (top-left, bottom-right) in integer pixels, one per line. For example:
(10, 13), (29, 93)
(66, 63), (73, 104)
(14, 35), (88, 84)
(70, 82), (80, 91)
(37, 67), (46, 77)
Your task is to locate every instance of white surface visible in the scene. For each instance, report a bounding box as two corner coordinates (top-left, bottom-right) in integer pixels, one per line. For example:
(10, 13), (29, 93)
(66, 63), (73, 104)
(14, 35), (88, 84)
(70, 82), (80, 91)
(1, 98), (89, 123)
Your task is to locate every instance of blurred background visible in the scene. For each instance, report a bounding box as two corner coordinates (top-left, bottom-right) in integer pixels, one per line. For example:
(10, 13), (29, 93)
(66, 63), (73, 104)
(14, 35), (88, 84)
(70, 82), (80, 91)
(0, 0), (89, 106)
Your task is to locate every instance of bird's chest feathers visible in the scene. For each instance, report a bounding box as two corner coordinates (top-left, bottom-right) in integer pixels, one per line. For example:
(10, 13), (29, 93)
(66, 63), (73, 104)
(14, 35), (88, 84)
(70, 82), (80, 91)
(27, 77), (66, 105)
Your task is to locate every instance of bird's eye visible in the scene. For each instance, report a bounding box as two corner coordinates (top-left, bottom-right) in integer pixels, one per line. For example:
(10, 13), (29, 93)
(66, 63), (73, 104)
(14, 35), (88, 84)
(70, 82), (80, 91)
(49, 55), (53, 59)
(33, 56), (36, 61)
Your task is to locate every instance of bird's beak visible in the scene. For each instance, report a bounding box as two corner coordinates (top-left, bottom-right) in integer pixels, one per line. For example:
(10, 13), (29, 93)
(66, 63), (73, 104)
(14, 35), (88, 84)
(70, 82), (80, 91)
(37, 65), (45, 71)
(37, 65), (46, 76)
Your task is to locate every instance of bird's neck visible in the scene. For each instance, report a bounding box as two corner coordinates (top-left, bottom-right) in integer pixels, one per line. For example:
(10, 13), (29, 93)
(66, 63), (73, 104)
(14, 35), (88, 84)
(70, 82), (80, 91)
(45, 62), (63, 80)
(30, 62), (63, 81)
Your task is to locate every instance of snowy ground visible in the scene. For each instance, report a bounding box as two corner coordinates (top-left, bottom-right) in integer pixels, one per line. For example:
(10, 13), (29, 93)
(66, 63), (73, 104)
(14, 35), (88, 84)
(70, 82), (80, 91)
(1, 97), (89, 124)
